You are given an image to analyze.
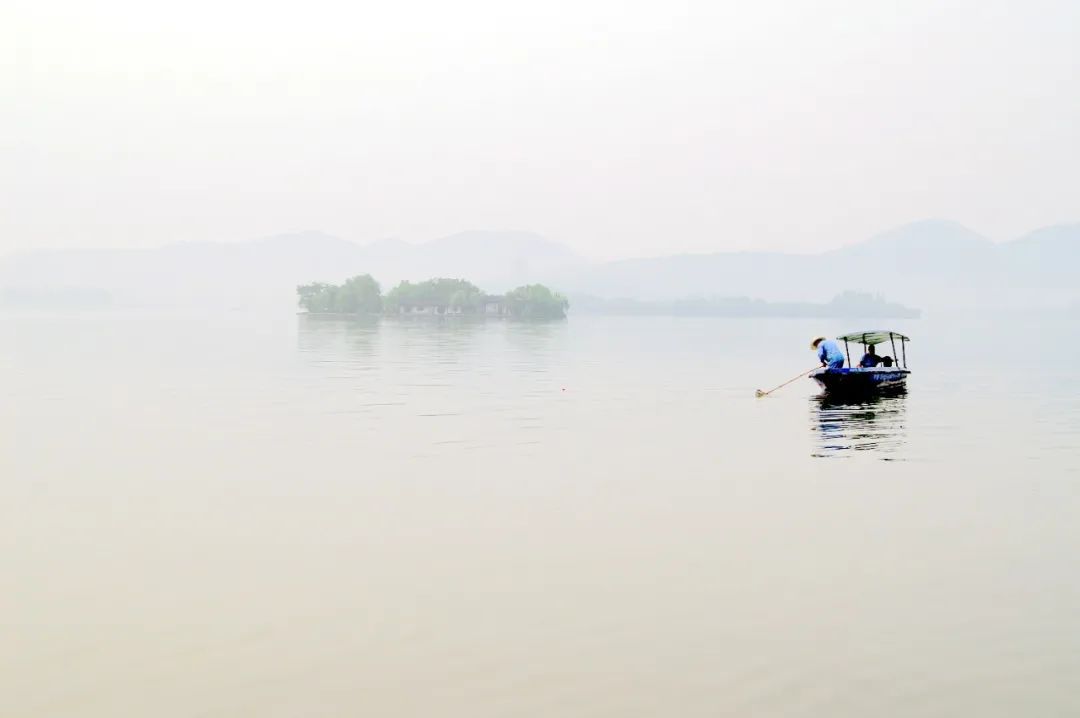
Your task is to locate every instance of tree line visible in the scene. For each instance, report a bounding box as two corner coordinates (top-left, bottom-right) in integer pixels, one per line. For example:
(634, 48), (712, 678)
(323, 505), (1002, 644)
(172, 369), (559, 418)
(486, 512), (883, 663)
(297, 276), (569, 319)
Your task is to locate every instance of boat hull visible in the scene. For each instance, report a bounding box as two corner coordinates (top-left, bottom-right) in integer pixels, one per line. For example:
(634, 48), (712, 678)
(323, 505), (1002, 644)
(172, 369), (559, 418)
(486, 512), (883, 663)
(811, 368), (910, 395)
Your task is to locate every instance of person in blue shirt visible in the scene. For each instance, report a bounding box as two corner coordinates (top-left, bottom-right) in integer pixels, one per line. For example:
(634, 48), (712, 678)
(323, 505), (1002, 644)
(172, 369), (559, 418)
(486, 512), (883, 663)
(812, 336), (845, 370)
(859, 344), (882, 368)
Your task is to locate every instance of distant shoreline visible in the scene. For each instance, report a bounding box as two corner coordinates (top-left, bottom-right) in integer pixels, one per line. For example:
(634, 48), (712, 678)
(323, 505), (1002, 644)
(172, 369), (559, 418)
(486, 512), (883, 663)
(297, 311), (566, 321)
(570, 291), (921, 319)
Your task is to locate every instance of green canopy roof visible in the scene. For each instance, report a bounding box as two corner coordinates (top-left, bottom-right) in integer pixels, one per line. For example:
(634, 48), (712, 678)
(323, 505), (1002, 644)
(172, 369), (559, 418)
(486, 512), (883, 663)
(836, 330), (910, 345)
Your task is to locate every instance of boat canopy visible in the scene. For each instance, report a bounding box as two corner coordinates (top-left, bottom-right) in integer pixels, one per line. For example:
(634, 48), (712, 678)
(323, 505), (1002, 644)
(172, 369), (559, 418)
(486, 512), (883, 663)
(836, 330), (910, 346)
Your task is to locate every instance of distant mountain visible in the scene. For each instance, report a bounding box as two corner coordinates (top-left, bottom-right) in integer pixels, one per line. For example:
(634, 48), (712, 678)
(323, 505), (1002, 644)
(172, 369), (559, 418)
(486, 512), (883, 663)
(825, 219), (997, 277)
(572, 291), (920, 319)
(1006, 223), (1080, 254)
(2, 220), (1077, 312)
(1000, 224), (1080, 288)
(0, 230), (367, 309)
(559, 220), (1078, 310)
(832, 219), (993, 257)
(358, 230), (583, 288)
(0, 230), (585, 309)
(0, 286), (113, 309)
(559, 251), (811, 302)
(817, 219), (1003, 307)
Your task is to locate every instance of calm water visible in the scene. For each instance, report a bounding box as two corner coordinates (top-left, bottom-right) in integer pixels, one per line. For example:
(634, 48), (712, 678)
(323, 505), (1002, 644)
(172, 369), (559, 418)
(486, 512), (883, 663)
(3, 311), (1079, 716)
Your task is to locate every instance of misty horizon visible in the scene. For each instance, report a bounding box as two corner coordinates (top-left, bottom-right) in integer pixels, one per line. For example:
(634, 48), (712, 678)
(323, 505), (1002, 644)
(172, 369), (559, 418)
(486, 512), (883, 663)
(3, 216), (1078, 261)
(3, 217), (1078, 315)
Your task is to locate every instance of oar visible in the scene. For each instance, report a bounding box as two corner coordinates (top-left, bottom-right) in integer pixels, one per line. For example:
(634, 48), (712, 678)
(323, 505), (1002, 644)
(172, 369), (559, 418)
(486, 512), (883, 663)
(755, 366), (820, 398)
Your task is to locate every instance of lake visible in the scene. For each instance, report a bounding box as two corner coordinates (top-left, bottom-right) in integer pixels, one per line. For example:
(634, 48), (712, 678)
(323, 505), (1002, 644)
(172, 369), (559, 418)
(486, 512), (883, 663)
(3, 310), (1079, 716)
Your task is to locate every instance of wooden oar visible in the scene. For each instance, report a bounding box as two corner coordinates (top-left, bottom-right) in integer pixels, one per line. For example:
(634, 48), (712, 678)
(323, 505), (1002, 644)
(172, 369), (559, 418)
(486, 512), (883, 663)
(755, 366), (820, 398)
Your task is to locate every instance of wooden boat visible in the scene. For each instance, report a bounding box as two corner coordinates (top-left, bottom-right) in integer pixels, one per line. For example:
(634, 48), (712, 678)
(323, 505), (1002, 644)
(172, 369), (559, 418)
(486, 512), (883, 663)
(811, 330), (910, 394)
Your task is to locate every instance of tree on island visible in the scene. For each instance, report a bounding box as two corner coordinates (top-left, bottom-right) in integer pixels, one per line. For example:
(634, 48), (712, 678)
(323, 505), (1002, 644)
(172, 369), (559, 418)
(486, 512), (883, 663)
(298, 275), (570, 318)
(503, 284), (569, 319)
(297, 274), (382, 314)
(383, 278), (485, 313)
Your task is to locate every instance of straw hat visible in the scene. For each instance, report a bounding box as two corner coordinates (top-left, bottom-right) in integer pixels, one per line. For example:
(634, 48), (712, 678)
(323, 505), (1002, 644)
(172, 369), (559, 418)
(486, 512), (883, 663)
(810, 336), (826, 348)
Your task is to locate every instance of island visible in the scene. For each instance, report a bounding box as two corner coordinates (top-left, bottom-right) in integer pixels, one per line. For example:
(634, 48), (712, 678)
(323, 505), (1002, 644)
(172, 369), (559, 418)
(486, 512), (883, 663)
(297, 276), (569, 319)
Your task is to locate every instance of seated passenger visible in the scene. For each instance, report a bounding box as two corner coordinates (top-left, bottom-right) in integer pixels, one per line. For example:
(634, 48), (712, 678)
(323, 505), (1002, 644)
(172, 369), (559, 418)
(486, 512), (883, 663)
(880, 355), (894, 367)
(859, 345), (882, 368)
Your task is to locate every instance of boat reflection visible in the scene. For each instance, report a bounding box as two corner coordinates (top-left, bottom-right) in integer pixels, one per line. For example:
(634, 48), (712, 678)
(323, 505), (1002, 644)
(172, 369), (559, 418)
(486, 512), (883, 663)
(810, 388), (908, 459)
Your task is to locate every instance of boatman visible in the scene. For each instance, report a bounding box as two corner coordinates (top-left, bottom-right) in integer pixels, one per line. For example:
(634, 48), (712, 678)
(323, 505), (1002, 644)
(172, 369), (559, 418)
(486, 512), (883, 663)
(812, 336), (845, 370)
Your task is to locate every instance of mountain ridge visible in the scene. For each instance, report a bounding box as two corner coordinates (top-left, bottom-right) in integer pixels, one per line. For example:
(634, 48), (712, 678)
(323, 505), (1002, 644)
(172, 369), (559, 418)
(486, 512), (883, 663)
(1, 220), (1077, 311)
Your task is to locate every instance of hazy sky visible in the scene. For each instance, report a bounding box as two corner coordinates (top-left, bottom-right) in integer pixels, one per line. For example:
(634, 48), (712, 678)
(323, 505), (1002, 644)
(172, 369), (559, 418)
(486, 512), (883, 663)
(4, 0), (1078, 259)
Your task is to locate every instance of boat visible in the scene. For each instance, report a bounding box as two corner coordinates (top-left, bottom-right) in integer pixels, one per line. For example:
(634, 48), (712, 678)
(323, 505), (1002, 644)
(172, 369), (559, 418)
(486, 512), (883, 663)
(811, 330), (910, 395)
